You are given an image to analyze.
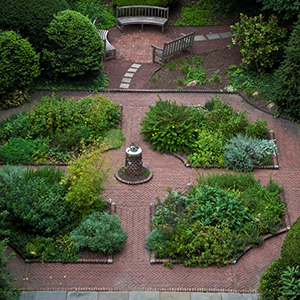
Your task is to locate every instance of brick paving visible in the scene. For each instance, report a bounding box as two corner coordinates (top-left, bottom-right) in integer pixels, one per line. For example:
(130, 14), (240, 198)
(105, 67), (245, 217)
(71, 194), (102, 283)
(4, 29), (300, 294)
(6, 91), (300, 294)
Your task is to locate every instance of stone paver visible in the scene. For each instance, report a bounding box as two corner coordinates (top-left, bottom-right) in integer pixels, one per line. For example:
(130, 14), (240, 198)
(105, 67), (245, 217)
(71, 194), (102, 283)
(206, 33), (220, 40)
(36, 291), (67, 300)
(221, 293), (259, 300)
(99, 291), (129, 300)
(191, 292), (221, 300)
(122, 77), (132, 83)
(129, 291), (160, 300)
(124, 73), (135, 78)
(219, 32), (233, 38)
(67, 291), (98, 300)
(194, 35), (206, 41)
(161, 291), (190, 300)
(120, 83), (130, 88)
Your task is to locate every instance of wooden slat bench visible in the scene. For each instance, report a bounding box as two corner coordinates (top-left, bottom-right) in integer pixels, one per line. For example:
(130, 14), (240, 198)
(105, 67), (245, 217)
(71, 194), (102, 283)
(151, 31), (195, 63)
(116, 6), (169, 33)
(93, 18), (116, 61)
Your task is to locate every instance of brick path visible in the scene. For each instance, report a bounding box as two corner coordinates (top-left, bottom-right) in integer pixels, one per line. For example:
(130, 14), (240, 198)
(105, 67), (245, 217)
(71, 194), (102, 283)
(7, 91), (300, 293)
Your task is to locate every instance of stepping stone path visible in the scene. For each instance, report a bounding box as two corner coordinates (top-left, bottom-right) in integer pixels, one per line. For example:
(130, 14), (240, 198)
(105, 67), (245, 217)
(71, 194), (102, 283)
(120, 63), (141, 89)
(194, 31), (233, 42)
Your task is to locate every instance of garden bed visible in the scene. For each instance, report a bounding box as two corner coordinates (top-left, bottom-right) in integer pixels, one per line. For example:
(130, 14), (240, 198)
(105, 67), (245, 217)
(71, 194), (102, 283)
(146, 173), (287, 268)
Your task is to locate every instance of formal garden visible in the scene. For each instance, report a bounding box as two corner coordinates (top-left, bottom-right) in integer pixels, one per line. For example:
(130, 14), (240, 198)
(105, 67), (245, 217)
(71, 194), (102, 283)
(1, 0), (300, 299)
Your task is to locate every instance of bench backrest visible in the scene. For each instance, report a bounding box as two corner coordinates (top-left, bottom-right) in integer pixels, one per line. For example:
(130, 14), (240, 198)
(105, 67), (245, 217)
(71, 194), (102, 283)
(116, 6), (169, 19)
(163, 31), (195, 57)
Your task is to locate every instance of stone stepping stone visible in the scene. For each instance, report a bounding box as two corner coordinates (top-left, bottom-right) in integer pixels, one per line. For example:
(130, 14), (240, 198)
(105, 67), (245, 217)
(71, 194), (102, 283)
(206, 33), (221, 40)
(194, 35), (206, 41)
(120, 63), (141, 88)
(219, 32), (233, 38)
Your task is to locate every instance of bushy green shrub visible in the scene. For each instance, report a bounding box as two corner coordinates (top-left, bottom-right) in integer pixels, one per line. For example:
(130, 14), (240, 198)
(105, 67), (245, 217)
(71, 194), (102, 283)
(65, 148), (109, 215)
(273, 16), (300, 122)
(223, 134), (278, 172)
(281, 216), (300, 268)
(2, 166), (80, 236)
(0, 240), (21, 300)
(258, 258), (285, 300)
(0, 30), (40, 109)
(140, 99), (198, 153)
(43, 10), (104, 81)
(229, 14), (287, 72)
(112, 0), (176, 7)
(0, 0), (70, 50)
(71, 211), (127, 255)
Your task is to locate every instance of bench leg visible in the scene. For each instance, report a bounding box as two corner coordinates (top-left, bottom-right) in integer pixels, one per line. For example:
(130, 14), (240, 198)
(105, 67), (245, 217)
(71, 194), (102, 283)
(141, 24), (144, 31)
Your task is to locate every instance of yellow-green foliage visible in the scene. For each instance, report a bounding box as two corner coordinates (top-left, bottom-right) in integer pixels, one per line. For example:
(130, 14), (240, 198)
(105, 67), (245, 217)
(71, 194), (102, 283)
(65, 147), (109, 215)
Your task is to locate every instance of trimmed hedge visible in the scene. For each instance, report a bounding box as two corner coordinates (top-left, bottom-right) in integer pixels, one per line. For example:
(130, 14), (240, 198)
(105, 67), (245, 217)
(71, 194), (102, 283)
(281, 216), (300, 268)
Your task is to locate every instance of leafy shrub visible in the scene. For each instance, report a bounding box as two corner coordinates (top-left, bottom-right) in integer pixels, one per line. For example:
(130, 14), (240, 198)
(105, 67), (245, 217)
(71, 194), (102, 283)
(184, 185), (254, 234)
(140, 99), (198, 153)
(103, 128), (125, 149)
(65, 148), (109, 215)
(2, 166), (80, 236)
(152, 189), (187, 236)
(166, 221), (234, 267)
(188, 128), (225, 168)
(223, 134), (278, 172)
(25, 235), (81, 262)
(0, 165), (25, 188)
(0, 0), (70, 50)
(71, 211), (127, 255)
(258, 0), (300, 21)
(281, 216), (300, 268)
(229, 14), (287, 72)
(280, 266), (300, 300)
(0, 30), (40, 109)
(273, 16), (300, 122)
(0, 240), (21, 300)
(258, 258), (285, 300)
(112, 0), (176, 7)
(43, 10), (105, 82)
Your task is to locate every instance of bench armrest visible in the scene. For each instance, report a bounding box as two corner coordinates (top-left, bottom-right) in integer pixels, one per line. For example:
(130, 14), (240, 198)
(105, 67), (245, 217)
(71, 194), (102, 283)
(151, 44), (162, 51)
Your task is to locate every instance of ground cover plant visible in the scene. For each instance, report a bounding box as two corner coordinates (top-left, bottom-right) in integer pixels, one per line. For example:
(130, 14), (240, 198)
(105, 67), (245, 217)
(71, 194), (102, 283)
(0, 159), (127, 261)
(147, 173), (285, 267)
(140, 97), (277, 171)
(0, 94), (123, 164)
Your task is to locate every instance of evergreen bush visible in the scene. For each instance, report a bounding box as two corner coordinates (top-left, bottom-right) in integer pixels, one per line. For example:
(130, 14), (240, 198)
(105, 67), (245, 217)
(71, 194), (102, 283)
(43, 10), (105, 82)
(281, 216), (300, 268)
(0, 30), (40, 109)
(71, 211), (127, 255)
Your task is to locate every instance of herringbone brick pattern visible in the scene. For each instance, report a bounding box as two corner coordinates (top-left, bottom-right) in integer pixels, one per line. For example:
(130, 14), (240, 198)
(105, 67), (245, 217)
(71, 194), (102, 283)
(7, 91), (300, 293)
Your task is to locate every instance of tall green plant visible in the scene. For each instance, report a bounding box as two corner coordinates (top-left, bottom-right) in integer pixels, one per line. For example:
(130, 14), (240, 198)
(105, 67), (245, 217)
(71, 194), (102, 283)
(273, 16), (300, 122)
(229, 14), (287, 72)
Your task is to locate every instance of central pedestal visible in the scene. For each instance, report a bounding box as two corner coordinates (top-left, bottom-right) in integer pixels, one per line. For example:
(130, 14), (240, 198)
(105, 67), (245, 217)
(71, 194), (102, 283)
(125, 146), (142, 177)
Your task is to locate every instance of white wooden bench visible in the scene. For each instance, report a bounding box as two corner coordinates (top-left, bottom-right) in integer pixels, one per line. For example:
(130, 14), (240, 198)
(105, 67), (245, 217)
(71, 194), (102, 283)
(116, 6), (169, 33)
(93, 18), (116, 61)
(151, 31), (195, 63)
